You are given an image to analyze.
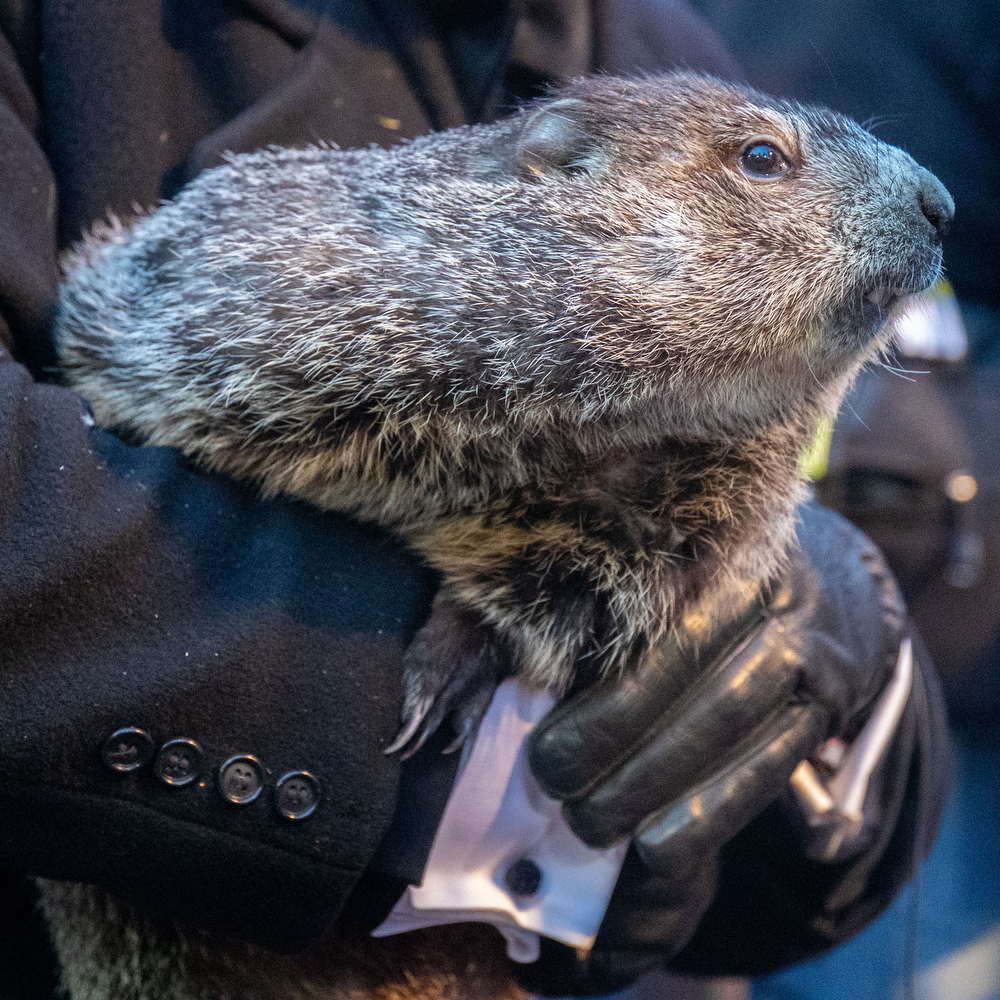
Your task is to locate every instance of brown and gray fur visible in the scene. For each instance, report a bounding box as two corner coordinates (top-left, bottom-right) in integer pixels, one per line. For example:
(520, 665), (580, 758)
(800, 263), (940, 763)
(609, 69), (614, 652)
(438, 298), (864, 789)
(49, 73), (950, 999)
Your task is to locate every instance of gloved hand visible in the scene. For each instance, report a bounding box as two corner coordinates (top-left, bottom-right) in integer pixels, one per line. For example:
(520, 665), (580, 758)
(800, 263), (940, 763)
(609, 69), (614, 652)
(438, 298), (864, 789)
(519, 502), (947, 996)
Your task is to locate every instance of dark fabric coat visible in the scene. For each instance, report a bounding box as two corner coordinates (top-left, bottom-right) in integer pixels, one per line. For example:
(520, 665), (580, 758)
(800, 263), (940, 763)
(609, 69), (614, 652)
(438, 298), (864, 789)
(0, 0), (947, 995)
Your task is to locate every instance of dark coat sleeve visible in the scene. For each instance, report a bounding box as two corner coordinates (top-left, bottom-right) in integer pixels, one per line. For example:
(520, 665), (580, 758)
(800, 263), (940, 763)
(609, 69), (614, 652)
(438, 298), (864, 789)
(0, 341), (443, 949)
(0, 3), (58, 372)
(0, 0), (449, 951)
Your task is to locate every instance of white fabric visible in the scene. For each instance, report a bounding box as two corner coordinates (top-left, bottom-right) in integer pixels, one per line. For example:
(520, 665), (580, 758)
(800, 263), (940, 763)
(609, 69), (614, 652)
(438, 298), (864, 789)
(372, 679), (630, 963)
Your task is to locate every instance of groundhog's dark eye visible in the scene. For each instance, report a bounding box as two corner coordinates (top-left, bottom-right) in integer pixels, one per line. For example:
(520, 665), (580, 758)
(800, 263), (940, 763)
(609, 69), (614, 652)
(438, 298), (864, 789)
(740, 141), (791, 179)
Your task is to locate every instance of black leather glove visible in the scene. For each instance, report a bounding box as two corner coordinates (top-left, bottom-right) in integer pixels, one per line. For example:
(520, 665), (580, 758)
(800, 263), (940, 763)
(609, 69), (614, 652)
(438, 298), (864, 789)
(519, 502), (949, 996)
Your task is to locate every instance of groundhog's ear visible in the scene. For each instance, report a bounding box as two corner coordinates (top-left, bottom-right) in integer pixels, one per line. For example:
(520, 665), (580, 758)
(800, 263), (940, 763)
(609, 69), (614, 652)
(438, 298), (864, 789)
(516, 99), (603, 180)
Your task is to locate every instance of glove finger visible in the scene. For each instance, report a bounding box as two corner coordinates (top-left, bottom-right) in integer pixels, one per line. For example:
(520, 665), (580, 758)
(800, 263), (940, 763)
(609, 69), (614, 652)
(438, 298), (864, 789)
(633, 700), (830, 875)
(596, 843), (720, 949)
(528, 591), (769, 801)
(560, 620), (810, 848)
(515, 847), (720, 998)
(515, 934), (663, 998)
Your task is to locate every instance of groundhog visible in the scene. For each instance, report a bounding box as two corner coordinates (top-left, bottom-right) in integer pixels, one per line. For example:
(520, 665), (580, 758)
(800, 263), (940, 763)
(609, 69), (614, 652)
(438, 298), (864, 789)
(47, 73), (951, 999)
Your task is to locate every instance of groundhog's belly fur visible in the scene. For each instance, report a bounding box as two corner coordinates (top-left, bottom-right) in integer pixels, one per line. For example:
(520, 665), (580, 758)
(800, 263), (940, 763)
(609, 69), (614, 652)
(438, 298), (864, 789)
(39, 885), (527, 1000)
(48, 73), (951, 999)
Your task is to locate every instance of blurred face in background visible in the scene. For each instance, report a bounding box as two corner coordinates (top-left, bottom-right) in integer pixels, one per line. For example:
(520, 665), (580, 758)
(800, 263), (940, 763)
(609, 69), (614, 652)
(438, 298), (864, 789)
(817, 361), (1000, 717)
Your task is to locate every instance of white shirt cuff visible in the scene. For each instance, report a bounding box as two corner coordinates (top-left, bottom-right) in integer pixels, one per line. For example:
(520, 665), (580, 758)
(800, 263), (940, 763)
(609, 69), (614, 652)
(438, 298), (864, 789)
(372, 680), (630, 962)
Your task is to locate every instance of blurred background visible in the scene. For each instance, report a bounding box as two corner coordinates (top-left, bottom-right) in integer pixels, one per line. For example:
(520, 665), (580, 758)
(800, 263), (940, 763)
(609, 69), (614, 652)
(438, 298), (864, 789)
(715, 1), (996, 997)
(616, 1), (1000, 997)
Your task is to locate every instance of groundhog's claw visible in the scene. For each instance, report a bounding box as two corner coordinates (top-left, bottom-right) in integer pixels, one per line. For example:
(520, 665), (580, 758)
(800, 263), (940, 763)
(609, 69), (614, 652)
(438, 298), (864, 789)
(386, 595), (506, 759)
(384, 695), (435, 756)
(442, 683), (496, 755)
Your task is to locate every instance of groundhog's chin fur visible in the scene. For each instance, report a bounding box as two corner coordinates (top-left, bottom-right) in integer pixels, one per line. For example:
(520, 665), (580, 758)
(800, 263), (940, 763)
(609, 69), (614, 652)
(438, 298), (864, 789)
(49, 72), (951, 999)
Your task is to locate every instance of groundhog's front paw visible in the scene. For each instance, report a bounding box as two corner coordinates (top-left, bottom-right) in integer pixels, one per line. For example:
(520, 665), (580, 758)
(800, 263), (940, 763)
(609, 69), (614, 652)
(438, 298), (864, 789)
(385, 595), (508, 759)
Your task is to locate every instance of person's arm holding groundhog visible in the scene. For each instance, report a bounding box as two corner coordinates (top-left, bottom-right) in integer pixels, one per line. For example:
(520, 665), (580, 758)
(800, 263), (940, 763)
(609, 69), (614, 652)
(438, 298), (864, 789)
(0, 0), (949, 993)
(0, 7), (442, 978)
(524, 502), (950, 993)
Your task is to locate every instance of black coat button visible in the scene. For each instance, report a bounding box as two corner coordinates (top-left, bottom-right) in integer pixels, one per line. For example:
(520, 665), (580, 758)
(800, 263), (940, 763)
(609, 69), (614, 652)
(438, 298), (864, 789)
(154, 739), (203, 787)
(219, 755), (263, 805)
(102, 728), (154, 772)
(274, 772), (320, 821)
(504, 857), (542, 897)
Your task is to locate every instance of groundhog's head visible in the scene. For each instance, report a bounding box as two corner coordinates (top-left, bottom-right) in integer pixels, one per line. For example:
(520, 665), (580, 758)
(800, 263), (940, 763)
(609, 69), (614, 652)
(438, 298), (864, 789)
(56, 73), (953, 452)
(476, 73), (953, 437)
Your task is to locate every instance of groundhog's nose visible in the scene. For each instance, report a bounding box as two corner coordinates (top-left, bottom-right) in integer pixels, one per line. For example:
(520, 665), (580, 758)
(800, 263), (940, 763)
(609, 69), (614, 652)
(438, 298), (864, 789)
(917, 169), (954, 239)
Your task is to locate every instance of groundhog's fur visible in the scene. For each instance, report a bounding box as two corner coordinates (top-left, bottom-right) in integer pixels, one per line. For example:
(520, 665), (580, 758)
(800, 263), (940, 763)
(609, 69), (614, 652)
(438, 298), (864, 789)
(49, 73), (950, 999)
(38, 883), (525, 1000)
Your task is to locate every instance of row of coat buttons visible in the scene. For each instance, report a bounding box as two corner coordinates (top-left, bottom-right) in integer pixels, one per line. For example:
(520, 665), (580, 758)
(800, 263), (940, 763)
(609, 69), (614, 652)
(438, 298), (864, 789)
(101, 727), (319, 821)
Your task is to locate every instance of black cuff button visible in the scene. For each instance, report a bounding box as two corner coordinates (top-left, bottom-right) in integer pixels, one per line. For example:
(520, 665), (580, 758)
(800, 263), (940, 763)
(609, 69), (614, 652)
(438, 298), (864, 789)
(102, 728), (154, 773)
(504, 857), (542, 897)
(275, 772), (320, 821)
(154, 739), (203, 787)
(219, 755), (263, 805)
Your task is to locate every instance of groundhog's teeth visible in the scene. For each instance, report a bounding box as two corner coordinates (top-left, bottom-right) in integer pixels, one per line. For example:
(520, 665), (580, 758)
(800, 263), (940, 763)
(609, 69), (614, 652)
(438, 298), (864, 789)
(866, 286), (908, 309)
